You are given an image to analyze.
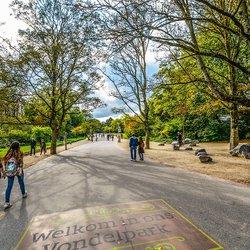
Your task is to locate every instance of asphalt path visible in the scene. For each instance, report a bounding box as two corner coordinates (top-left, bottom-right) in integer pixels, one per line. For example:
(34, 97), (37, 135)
(0, 139), (250, 250)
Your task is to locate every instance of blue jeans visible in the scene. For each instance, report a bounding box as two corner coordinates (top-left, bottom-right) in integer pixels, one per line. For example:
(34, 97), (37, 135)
(130, 146), (137, 160)
(5, 173), (26, 203)
(139, 152), (144, 160)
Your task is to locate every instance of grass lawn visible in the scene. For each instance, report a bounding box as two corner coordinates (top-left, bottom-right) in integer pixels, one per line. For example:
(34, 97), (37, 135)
(0, 136), (85, 159)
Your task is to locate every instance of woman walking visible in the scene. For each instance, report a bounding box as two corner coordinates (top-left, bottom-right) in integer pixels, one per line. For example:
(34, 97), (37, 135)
(2, 141), (27, 209)
(40, 139), (47, 155)
(138, 136), (145, 161)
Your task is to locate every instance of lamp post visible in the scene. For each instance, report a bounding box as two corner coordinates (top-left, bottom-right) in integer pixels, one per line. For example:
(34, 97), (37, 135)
(90, 126), (93, 142)
(117, 123), (121, 143)
(64, 132), (68, 150)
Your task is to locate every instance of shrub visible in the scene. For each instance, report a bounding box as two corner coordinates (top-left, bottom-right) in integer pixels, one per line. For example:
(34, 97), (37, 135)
(161, 119), (182, 140)
(245, 132), (250, 139)
(7, 130), (31, 144)
(32, 126), (52, 142)
(199, 120), (230, 141)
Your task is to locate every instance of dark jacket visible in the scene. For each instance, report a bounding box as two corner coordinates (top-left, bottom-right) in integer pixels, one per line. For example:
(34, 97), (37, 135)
(31, 139), (36, 148)
(129, 136), (138, 147)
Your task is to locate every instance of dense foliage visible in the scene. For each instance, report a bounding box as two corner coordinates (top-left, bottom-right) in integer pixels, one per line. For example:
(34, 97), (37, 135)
(0, 0), (249, 153)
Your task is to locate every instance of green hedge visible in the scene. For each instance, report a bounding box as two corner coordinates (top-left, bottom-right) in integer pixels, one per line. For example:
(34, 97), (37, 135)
(0, 136), (86, 159)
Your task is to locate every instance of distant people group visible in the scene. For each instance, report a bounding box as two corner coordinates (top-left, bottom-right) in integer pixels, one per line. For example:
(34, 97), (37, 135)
(129, 134), (145, 161)
(107, 133), (115, 141)
(90, 133), (119, 142)
(30, 138), (47, 156)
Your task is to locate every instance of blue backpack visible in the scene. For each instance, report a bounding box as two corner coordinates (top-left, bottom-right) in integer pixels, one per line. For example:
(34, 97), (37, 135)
(5, 157), (18, 177)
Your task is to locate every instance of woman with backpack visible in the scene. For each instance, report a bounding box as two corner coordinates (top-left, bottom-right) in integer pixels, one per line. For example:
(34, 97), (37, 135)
(2, 141), (27, 209)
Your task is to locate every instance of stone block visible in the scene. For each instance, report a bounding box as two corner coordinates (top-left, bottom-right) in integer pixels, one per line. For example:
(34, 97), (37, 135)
(197, 152), (208, 157)
(195, 148), (206, 155)
(173, 144), (180, 150)
(230, 144), (250, 159)
(199, 155), (212, 163)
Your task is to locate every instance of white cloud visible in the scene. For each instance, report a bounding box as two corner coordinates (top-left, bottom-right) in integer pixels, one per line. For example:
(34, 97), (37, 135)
(0, 1), (27, 40)
(146, 50), (158, 65)
(93, 76), (124, 119)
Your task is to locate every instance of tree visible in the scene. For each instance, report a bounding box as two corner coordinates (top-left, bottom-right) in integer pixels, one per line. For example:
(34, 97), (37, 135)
(10, 0), (101, 154)
(150, 70), (231, 142)
(110, 118), (124, 133)
(122, 114), (145, 138)
(170, 0), (249, 149)
(96, 0), (249, 149)
(96, 1), (154, 148)
(81, 118), (101, 140)
(152, 0), (249, 148)
(102, 40), (152, 148)
(0, 46), (28, 128)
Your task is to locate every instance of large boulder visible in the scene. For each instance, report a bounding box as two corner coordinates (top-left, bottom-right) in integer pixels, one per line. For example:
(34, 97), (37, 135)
(199, 155), (212, 163)
(245, 153), (250, 159)
(197, 151), (208, 157)
(171, 141), (178, 145)
(230, 144), (250, 159)
(171, 141), (180, 150)
(195, 148), (207, 155)
(184, 138), (192, 144)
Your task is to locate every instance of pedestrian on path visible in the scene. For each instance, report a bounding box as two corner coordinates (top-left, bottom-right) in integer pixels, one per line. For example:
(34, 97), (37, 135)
(0, 162), (3, 179)
(30, 138), (36, 156)
(40, 139), (47, 155)
(178, 132), (183, 147)
(2, 141), (27, 209)
(129, 134), (138, 161)
(138, 136), (145, 161)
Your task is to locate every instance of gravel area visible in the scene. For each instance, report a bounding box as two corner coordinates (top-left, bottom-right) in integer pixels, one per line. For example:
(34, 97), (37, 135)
(118, 140), (250, 186)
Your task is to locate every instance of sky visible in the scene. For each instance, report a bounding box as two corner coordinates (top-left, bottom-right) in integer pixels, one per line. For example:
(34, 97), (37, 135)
(0, 1), (25, 40)
(0, 1), (160, 122)
(92, 58), (159, 121)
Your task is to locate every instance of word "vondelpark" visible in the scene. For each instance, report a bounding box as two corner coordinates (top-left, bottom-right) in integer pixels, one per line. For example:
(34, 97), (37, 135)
(33, 213), (174, 249)
(16, 200), (225, 250)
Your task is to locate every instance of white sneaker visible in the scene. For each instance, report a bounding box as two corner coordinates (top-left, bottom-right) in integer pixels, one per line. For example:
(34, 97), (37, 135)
(3, 203), (12, 209)
(22, 192), (28, 198)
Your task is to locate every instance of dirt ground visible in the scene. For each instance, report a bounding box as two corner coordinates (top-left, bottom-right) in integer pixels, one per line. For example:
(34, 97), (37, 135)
(118, 140), (250, 187)
(23, 139), (250, 187)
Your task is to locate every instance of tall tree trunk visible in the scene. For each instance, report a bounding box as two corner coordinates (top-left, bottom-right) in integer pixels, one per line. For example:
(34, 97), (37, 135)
(230, 103), (239, 150)
(240, 0), (250, 47)
(145, 126), (150, 149)
(51, 128), (58, 155)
